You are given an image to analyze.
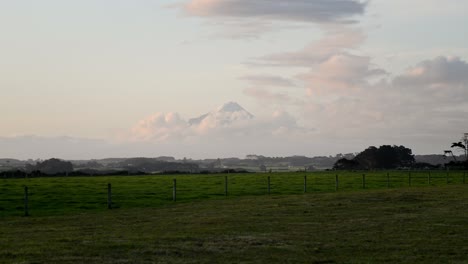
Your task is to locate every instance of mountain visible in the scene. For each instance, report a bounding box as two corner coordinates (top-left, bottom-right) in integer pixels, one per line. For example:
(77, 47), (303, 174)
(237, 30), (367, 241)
(188, 102), (254, 126)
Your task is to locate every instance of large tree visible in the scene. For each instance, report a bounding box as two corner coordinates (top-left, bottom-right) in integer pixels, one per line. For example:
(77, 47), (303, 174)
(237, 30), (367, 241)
(335, 145), (415, 170)
(333, 158), (361, 170)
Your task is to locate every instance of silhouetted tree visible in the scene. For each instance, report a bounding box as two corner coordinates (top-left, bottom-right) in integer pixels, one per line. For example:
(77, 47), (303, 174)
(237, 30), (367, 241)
(451, 141), (467, 161)
(394, 145), (415, 168)
(354, 146), (379, 169)
(333, 158), (361, 170)
(337, 145), (414, 170)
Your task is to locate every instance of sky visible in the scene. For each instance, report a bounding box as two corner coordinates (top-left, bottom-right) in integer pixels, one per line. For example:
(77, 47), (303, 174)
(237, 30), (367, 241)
(1, 0), (468, 159)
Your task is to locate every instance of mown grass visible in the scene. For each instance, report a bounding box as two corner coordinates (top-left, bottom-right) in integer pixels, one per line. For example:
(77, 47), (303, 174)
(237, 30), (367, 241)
(0, 171), (466, 217)
(0, 185), (467, 263)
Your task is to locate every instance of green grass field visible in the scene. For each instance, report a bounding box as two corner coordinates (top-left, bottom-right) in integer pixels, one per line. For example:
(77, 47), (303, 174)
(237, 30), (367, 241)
(0, 185), (467, 263)
(1, 171), (466, 217)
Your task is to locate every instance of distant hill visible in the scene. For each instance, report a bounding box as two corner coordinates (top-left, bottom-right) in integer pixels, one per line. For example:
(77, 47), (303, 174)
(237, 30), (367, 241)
(415, 154), (461, 166)
(1, 153), (462, 173)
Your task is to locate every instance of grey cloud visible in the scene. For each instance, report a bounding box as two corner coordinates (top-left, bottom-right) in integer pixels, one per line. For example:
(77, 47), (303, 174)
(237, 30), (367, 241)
(393, 56), (468, 87)
(184, 0), (367, 24)
(390, 56), (468, 106)
(302, 56), (468, 150)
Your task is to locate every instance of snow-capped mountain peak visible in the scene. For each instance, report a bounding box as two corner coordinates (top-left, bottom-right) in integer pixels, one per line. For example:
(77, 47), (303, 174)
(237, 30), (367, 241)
(188, 102), (254, 126)
(217, 102), (248, 113)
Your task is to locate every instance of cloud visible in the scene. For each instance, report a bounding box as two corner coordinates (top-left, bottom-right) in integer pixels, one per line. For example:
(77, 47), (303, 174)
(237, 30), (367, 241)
(131, 112), (188, 142)
(393, 56), (468, 88)
(245, 29), (384, 106)
(245, 29), (385, 98)
(300, 56), (468, 146)
(204, 20), (279, 39)
(183, 0), (367, 24)
(177, 1), (467, 155)
(253, 28), (365, 67)
(301, 54), (386, 94)
(129, 103), (310, 145)
(243, 87), (293, 104)
(242, 30), (468, 154)
(240, 75), (297, 87)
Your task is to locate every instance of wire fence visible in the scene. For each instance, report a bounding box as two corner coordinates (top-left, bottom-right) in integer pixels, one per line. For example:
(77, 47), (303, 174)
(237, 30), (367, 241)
(0, 171), (466, 217)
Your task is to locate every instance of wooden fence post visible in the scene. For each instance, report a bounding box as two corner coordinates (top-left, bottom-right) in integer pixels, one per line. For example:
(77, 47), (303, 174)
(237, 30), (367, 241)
(267, 176), (271, 194)
(464, 172), (466, 184)
(173, 179), (177, 202)
(24, 186), (29, 217)
(335, 174), (339, 191)
(387, 173), (390, 188)
(224, 175), (228, 196)
(428, 171), (431, 185)
(446, 171), (449, 184)
(362, 174), (366, 189)
(304, 175), (307, 193)
(107, 183), (112, 209)
(408, 172), (412, 187)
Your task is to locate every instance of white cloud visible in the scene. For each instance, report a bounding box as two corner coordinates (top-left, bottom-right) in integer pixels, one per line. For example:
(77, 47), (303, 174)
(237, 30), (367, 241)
(129, 102), (310, 144)
(131, 112), (188, 142)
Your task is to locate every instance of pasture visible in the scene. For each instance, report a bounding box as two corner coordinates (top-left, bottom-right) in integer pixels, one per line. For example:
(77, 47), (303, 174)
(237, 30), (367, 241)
(0, 185), (467, 263)
(0, 170), (466, 217)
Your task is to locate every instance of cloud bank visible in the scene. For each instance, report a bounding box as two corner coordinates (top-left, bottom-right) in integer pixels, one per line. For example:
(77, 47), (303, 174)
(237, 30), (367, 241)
(178, 0), (468, 155)
(131, 102), (310, 144)
(241, 27), (468, 153)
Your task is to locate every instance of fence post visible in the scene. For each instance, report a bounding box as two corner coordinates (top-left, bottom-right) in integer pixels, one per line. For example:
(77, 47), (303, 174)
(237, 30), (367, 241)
(446, 171), (449, 184)
(387, 173), (390, 188)
(304, 175), (307, 193)
(335, 174), (339, 191)
(224, 175), (228, 196)
(24, 186), (29, 217)
(173, 179), (177, 202)
(428, 171), (431, 185)
(464, 172), (466, 184)
(107, 183), (112, 209)
(362, 174), (366, 189)
(408, 172), (412, 187)
(267, 176), (271, 194)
